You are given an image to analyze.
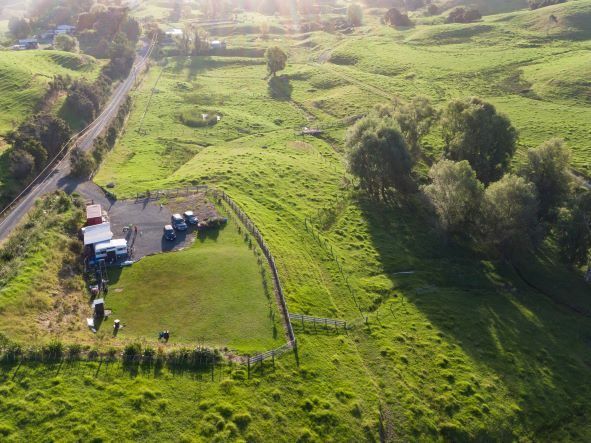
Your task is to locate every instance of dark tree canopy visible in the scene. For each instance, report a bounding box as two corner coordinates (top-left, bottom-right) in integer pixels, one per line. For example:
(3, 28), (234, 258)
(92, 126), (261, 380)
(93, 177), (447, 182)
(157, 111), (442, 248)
(528, 0), (566, 10)
(8, 17), (31, 39)
(423, 159), (483, 234)
(347, 3), (363, 26)
(384, 8), (413, 27)
(442, 97), (518, 184)
(265, 46), (287, 77)
(346, 117), (414, 198)
(522, 138), (572, 219)
(480, 174), (539, 255)
(446, 7), (482, 23)
(556, 192), (591, 266)
(391, 96), (437, 159)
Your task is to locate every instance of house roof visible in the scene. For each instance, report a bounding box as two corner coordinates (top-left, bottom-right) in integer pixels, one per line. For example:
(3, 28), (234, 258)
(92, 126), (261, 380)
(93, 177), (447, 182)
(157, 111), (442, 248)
(94, 238), (128, 252)
(86, 204), (102, 220)
(82, 222), (113, 246)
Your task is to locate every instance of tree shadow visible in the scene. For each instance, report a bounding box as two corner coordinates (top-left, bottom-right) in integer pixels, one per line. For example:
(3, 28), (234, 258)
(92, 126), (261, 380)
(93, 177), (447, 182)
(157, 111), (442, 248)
(267, 75), (293, 101)
(169, 56), (215, 82)
(356, 193), (591, 438)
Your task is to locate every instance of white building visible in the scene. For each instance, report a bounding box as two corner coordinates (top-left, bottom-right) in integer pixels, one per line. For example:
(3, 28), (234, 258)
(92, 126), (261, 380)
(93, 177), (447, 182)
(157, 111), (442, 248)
(94, 239), (129, 262)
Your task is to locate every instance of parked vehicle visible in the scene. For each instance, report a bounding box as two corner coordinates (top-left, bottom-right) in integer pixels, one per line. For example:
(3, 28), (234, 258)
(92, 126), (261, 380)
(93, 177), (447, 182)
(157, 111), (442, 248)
(184, 211), (198, 225)
(171, 214), (188, 230)
(164, 224), (177, 240)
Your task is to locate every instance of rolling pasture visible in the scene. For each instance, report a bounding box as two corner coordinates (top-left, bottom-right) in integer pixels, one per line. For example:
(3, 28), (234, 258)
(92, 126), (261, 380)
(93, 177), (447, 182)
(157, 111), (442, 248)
(1, 0), (591, 441)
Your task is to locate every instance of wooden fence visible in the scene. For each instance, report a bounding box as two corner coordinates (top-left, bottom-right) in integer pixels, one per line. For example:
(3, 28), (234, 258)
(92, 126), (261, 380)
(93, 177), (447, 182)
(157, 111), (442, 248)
(134, 185), (208, 200)
(246, 341), (294, 377)
(219, 190), (296, 346)
(289, 313), (347, 331)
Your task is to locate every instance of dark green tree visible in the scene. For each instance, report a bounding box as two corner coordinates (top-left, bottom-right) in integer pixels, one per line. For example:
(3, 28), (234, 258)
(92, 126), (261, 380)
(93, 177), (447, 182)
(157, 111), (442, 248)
(70, 147), (96, 178)
(481, 174), (539, 255)
(555, 192), (591, 266)
(347, 4), (363, 26)
(346, 117), (414, 198)
(442, 97), (517, 184)
(422, 159), (483, 234)
(265, 47), (287, 77)
(522, 138), (572, 220)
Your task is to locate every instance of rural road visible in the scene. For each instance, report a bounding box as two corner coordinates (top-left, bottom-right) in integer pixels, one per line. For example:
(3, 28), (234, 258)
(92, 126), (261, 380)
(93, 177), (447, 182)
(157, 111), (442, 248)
(0, 38), (156, 243)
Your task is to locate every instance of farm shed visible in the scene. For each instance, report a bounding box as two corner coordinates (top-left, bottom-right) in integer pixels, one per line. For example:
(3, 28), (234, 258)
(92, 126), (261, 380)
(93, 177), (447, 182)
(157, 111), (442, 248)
(86, 204), (103, 226)
(82, 222), (113, 246)
(94, 239), (128, 262)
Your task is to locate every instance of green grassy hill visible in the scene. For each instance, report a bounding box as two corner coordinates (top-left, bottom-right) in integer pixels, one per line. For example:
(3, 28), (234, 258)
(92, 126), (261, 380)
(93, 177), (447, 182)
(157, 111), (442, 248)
(1, 2), (591, 441)
(439, 0), (529, 15)
(0, 50), (100, 135)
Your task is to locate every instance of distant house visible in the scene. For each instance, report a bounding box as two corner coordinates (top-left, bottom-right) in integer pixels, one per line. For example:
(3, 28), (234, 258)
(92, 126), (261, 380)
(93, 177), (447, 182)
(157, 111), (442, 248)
(38, 31), (56, 44)
(210, 40), (227, 50)
(17, 39), (39, 50)
(165, 28), (183, 39)
(55, 25), (76, 35)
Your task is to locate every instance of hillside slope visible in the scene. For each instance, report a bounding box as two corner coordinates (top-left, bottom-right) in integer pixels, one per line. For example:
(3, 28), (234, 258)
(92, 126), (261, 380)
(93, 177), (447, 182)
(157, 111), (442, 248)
(0, 50), (100, 136)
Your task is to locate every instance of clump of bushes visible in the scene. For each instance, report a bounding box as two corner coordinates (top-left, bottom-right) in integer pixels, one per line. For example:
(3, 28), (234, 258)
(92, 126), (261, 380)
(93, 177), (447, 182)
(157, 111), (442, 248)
(529, 0), (566, 9)
(446, 7), (482, 23)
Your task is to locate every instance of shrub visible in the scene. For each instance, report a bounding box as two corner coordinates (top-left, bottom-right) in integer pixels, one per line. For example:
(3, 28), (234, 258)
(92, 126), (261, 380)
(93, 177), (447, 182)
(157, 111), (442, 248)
(446, 7), (482, 23)
(233, 412), (252, 429)
(123, 342), (142, 361)
(528, 0), (566, 9)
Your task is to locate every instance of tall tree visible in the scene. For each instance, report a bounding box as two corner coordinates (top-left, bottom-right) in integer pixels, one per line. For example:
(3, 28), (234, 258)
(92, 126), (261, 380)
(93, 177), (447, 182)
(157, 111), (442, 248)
(347, 3), (363, 26)
(481, 174), (539, 255)
(422, 159), (483, 234)
(265, 46), (287, 77)
(522, 138), (572, 220)
(442, 97), (517, 184)
(54, 34), (79, 52)
(555, 192), (591, 266)
(392, 96), (437, 159)
(346, 117), (414, 198)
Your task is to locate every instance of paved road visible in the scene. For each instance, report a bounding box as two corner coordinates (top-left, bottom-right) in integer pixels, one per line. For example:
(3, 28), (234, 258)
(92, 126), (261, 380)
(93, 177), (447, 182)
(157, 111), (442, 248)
(0, 39), (156, 243)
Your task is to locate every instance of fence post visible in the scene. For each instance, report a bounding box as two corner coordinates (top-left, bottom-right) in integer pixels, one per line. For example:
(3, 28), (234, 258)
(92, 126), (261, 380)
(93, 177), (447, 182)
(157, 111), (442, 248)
(247, 355), (250, 379)
(272, 351), (275, 370)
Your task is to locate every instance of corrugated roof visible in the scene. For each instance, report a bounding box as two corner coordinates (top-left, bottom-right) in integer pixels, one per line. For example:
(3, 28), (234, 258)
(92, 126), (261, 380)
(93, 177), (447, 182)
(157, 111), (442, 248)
(82, 222), (113, 246)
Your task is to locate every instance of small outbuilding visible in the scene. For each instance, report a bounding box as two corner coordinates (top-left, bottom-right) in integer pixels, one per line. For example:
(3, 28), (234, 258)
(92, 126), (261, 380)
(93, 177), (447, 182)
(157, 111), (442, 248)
(210, 40), (226, 50)
(82, 222), (113, 246)
(86, 204), (103, 226)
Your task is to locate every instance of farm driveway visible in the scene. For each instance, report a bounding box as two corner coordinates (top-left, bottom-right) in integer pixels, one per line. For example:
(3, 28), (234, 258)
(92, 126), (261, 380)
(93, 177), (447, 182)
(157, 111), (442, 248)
(75, 182), (195, 259)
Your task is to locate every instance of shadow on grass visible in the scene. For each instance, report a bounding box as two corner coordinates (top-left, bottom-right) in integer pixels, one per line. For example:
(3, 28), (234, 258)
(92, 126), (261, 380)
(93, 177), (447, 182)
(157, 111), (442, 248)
(356, 193), (591, 439)
(267, 75), (293, 101)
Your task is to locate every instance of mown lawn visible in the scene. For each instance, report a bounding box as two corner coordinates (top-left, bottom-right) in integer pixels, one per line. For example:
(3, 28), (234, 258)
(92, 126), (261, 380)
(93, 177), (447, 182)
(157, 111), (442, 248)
(106, 217), (282, 353)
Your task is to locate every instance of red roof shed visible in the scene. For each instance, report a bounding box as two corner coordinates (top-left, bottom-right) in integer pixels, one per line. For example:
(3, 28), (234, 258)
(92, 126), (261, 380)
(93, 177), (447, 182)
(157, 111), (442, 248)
(86, 204), (103, 226)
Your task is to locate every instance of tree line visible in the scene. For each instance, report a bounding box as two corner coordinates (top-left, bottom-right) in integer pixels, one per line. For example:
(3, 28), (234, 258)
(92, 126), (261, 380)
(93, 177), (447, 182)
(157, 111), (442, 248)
(345, 96), (590, 269)
(2, 4), (140, 207)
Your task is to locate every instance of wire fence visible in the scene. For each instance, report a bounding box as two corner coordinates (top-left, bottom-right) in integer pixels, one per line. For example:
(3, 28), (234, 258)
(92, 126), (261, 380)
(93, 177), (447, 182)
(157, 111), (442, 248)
(289, 313), (347, 331)
(218, 190), (296, 348)
(134, 185), (209, 201)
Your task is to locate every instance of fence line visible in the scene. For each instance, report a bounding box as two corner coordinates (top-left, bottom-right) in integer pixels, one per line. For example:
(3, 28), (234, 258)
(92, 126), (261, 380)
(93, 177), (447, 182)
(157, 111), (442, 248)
(289, 313), (347, 330)
(219, 190), (296, 349)
(134, 185), (208, 200)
